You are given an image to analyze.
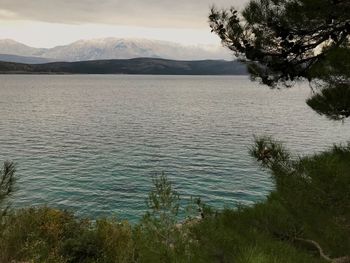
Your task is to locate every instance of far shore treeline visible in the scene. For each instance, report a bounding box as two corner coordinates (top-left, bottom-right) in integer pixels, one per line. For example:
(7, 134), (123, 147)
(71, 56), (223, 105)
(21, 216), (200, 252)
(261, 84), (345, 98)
(0, 58), (247, 75)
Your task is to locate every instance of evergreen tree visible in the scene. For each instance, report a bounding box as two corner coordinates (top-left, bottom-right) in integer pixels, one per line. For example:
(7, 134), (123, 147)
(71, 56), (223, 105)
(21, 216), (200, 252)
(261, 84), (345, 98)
(209, 0), (350, 120)
(210, 2), (350, 260)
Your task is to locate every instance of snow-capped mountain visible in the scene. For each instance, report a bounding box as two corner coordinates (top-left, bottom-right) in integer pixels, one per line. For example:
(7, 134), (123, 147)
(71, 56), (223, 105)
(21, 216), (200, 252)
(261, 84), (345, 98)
(0, 39), (47, 57)
(0, 38), (232, 62)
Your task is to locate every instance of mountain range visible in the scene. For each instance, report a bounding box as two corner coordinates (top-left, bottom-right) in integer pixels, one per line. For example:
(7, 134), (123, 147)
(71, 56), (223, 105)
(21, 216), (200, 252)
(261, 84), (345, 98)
(0, 38), (232, 63)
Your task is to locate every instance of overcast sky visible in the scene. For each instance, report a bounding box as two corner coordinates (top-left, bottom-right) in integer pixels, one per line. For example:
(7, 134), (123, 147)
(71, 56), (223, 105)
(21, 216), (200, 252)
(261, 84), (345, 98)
(0, 0), (248, 47)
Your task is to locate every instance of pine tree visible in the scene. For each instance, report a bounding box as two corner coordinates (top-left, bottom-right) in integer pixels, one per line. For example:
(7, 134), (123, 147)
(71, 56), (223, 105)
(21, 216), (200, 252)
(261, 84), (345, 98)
(209, 0), (350, 120)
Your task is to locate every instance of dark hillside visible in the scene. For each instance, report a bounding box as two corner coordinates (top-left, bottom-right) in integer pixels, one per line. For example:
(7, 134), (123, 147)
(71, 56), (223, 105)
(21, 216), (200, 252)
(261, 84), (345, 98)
(0, 58), (247, 75)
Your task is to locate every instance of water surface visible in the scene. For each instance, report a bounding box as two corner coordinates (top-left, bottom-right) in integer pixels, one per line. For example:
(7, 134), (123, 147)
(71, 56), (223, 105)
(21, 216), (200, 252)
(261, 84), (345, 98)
(0, 75), (348, 221)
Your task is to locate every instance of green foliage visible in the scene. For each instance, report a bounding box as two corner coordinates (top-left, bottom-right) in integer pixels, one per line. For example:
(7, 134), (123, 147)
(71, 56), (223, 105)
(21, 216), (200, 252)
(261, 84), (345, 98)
(249, 136), (291, 170)
(308, 47), (350, 84)
(209, 1), (350, 258)
(209, 0), (350, 120)
(135, 173), (191, 262)
(186, 138), (350, 262)
(62, 219), (134, 263)
(0, 207), (134, 263)
(0, 207), (82, 262)
(251, 138), (350, 219)
(189, 204), (321, 263)
(145, 173), (180, 223)
(142, 173), (180, 247)
(209, 0), (350, 85)
(0, 150), (349, 262)
(307, 83), (350, 120)
(0, 161), (16, 240)
(250, 137), (350, 257)
(0, 161), (16, 213)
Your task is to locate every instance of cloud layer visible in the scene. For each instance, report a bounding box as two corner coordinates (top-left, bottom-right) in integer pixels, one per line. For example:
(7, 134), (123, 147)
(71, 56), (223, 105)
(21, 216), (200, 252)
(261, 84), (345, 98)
(0, 0), (247, 27)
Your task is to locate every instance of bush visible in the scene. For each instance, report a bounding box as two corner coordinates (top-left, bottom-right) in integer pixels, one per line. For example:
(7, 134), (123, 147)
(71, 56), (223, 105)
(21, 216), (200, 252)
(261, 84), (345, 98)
(62, 219), (134, 263)
(0, 208), (134, 263)
(0, 207), (85, 262)
(249, 138), (350, 258)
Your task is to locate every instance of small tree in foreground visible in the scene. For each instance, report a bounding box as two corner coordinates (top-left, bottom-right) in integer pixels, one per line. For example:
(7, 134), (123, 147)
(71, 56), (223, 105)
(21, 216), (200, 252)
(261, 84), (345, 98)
(144, 173), (180, 242)
(0, 161), (16, 217)
(136, 173), (182, 261)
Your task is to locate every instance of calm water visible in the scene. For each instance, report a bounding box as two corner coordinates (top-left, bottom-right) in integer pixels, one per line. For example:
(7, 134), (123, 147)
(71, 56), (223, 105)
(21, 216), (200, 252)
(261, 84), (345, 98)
(0, 75), (348, 221)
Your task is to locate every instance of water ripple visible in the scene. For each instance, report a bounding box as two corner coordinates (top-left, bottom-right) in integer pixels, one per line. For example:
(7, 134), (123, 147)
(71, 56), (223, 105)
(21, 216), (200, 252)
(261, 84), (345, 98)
(0, 75), (348, 222)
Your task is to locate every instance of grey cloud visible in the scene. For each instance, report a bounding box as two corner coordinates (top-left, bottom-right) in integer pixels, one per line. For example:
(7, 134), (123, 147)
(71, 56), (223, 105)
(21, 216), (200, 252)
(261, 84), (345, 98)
(0, 0), (248, 27)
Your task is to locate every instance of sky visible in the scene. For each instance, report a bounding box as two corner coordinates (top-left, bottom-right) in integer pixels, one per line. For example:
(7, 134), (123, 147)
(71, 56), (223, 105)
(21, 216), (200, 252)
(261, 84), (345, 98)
(0, 0), (247, 48)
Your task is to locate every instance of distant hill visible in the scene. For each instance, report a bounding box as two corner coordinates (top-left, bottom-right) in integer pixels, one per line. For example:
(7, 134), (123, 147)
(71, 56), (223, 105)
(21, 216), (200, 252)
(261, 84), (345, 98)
(0, 58), (247, 75)
(0, 54), (53, 64)
(0, 38), (232, 62)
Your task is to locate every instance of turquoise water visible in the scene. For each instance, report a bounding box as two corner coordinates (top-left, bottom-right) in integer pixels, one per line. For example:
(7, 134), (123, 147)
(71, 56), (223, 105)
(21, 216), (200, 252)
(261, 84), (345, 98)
(0, 75), (348, 221)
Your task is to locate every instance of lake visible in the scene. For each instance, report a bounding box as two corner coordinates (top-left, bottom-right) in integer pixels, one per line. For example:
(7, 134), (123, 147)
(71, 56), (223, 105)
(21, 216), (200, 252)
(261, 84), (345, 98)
(0, 75), (348, 221)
